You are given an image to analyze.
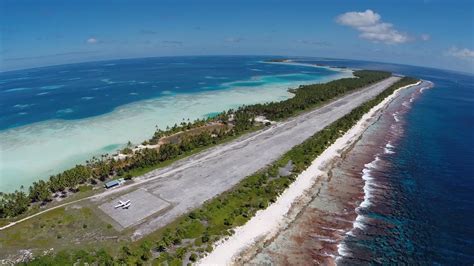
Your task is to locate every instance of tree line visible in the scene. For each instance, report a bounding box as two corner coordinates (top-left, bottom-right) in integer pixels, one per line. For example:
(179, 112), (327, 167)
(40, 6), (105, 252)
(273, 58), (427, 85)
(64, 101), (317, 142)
(0, 70), (391, 219)
(24, 76), (419, 265)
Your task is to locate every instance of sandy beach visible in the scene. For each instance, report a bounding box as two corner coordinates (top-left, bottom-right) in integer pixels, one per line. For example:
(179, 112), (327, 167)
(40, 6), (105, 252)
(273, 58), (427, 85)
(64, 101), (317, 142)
(0, 62), (351, 193)
(198, 81), (421, 265)
(0, 76), (401, 260)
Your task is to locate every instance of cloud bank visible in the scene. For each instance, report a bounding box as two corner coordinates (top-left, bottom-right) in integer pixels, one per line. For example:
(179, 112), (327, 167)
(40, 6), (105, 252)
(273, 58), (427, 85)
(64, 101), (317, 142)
(447, 46), (474, 60)
(336, 9), (409, 44)
(86, 37), (98, 44)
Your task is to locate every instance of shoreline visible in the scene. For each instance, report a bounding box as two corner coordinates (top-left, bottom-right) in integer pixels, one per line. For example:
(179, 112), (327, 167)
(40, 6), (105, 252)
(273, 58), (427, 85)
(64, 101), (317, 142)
(249, 80), (432, 265)
(264, 59), (355, 74)
(198, 81), (422, 265)
(0, 67), (351, 193)
(0, 72), (402, 263)
(336, 80), (433, 263)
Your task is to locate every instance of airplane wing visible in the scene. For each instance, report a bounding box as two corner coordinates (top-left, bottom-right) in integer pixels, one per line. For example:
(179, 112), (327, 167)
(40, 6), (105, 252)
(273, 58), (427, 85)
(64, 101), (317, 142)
(114, 200), (130, 208)
(114, 200), (126, 208)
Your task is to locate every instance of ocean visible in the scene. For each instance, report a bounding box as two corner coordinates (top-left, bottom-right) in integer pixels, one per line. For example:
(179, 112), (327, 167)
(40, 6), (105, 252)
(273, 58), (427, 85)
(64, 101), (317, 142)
(1, 56), (472, 264)
(251, 58), (474, 265)
(0, 56), (351, 192)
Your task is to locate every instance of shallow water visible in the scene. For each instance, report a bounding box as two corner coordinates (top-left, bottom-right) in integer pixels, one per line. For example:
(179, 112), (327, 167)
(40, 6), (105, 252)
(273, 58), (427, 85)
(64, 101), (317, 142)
(0, 56), (351, 192)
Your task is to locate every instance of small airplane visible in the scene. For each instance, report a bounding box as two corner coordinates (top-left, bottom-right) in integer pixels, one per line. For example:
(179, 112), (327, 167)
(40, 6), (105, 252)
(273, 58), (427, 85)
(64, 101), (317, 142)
(114, 200), (131, 209)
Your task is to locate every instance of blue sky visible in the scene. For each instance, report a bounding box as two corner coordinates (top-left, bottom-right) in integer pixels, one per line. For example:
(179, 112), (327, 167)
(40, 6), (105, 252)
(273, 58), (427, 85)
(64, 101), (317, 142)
(1, 0), (473, 73)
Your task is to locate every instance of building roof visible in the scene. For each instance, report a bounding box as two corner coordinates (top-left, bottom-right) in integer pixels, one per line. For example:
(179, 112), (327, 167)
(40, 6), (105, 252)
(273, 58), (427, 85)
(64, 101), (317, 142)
(105, 180), (119, 187)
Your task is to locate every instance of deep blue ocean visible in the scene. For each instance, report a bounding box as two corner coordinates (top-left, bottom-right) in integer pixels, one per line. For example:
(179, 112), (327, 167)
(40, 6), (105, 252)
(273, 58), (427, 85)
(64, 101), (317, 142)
(297, 58), (474, 264)
(1, 56), (473, 263)
(1, 56), (349, 193)
(0, 56), (335, 130)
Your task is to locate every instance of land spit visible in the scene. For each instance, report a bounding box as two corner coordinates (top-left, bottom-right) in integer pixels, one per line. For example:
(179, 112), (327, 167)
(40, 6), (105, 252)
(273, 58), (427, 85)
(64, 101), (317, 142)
(91, 77), (401, 240)
(199, 81), (428, 264)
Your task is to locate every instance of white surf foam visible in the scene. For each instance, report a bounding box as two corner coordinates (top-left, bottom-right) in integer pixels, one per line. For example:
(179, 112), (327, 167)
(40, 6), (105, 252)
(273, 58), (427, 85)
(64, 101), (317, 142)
(4, 87), (31, 93)
(336, 242), (351, 258)
(384, 142), (395, 154)
(392, 112), (400, 122)
(56, 108), (74, 114)
(199, 80), (421, 265)
(335, 81), (423, 261)
(13, 104), (33, 109)
(40, 85), (64, 90)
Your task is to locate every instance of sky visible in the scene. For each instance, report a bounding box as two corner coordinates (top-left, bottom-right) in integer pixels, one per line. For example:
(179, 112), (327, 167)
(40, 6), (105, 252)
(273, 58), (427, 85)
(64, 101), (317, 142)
(1, 0), (473, 73)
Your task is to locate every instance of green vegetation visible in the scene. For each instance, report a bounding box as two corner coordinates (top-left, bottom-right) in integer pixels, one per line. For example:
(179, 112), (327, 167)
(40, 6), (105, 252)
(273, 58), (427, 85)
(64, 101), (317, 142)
(0, 70), (390, 220)
(242, 70), (391, 120)
(126, 126), (260, 178)
(0, 206), (119, 260)
(22, 76), (419, 264)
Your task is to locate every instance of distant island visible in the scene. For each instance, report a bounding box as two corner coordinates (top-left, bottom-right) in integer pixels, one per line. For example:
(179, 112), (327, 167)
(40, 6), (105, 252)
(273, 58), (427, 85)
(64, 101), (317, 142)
(267, 58), (348, 69)
(266, 58), (292, 63)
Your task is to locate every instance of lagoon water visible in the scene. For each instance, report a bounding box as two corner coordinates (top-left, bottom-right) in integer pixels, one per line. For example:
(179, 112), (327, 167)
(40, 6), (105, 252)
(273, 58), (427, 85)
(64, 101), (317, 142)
(0, 56), (351, 192)
(2, 56), (473, 264)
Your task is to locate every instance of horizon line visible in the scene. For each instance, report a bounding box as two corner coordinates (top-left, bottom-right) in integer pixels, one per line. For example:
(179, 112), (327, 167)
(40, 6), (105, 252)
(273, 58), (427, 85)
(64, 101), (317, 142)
(1, 54), (472, 77)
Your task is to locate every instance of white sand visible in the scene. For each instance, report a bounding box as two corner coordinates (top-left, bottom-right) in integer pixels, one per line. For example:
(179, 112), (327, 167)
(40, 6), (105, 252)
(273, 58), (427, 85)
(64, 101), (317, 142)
(0, 70), (352, 192)
(198, 81), (421, 265)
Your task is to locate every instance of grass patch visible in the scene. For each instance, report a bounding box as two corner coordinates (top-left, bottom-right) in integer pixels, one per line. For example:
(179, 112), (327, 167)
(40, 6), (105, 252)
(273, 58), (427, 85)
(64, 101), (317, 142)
(0, 206), (118, 260)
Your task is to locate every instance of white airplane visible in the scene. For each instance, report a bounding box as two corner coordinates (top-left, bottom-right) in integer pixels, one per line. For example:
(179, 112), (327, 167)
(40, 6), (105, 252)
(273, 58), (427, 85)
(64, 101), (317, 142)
(114, 200), (131, 209)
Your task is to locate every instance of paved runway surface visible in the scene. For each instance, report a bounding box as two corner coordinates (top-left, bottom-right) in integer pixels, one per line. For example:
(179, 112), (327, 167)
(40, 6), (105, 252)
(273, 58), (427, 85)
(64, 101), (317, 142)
(93, 76), (401, 239)
(98, 189), (170, 228)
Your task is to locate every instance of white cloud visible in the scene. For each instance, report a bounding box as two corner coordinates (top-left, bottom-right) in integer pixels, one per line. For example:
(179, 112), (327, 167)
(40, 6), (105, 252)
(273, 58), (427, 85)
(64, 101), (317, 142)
(446, 46), (474, 60)
(421, 34), (431, 41)
(336, 9), (381, 27)
(336, 9), (409, 44)
(86, 37), (98, 44)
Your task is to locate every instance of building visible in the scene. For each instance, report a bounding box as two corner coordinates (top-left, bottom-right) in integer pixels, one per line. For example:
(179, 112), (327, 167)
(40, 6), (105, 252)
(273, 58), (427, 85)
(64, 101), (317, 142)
(254, 115), (275, 125)
(104, 178), (125, 189)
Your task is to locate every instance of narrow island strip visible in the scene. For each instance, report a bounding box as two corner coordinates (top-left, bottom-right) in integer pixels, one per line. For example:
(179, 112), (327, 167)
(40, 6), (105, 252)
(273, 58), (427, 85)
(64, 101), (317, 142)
(0, 70), (389, 224)
(199, 79), (421, 264)
(2, 71), (418, 264)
